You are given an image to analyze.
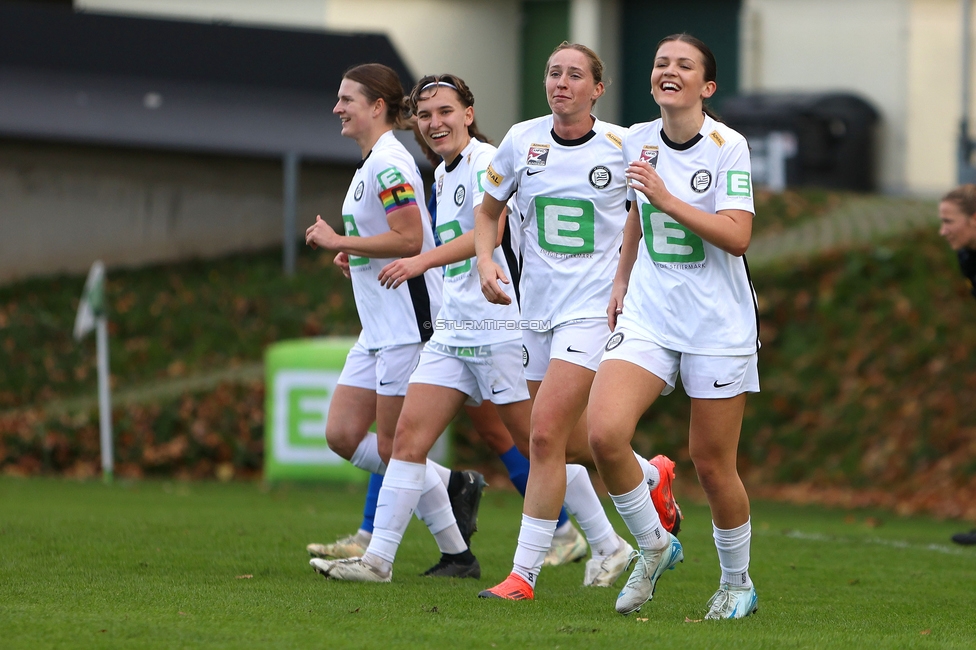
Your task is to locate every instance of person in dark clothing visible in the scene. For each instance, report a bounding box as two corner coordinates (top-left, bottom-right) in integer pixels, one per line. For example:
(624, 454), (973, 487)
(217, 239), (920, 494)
(938, 183), (976, 546)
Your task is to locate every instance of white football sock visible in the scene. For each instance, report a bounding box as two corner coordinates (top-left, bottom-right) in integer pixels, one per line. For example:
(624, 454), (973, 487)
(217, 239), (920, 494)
(553, 520), (573, 537)
(363, 459), (425, 571)
(714, 518), (753, 588)
(635, 452), (660, 489)
(349, 433), (388, 475)
(512, 514), (557, 588)
(563, 464), (618, 557)
(416, 459), (466, 554)
(609, 480), (667, 552)
(428, 459), (451, 487)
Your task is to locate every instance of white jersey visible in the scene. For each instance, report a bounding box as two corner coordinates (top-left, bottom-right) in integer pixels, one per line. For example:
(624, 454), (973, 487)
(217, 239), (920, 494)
(621, 114), (758, 355)
(484, 115), (628, 329)
(431, 139), (521, 346)
(341, 131), (442, 349)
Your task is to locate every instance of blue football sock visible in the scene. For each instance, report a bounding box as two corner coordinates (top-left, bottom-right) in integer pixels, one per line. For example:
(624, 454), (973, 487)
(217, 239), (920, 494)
(498, 445), (569, 528)
(360, 472), (383, 534)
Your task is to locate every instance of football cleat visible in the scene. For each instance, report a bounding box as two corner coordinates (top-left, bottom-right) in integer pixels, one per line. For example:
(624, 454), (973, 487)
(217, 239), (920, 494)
(307, 530), (370, 559)
(705, 584), (758, 620)
(614, 534), (684, 615)
(422, 553), (482, 579)
(583, 535), (634, 587)
(544, 523), (588, 567)
(478, 572), (534, 600)
(649, 455), (682, 535)
(951, 529), (976, 545)
(310, 557), (391, 583)
(448, 470), (487, 547)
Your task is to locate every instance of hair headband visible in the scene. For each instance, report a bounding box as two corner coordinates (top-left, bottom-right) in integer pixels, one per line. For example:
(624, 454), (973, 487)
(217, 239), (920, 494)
(420, 80), (459, 93)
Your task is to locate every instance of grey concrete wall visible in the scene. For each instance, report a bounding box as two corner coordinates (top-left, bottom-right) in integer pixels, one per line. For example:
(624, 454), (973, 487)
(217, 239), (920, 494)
(0, 140), (352, 284)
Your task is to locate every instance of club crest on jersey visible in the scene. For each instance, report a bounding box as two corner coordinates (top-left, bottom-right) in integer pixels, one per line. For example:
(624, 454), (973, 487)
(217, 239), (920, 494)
(454, 185), (466, 206)
(640, 145), (659, 169)
(527, 144), (550, 167)
(589, 165), (612, 189)
(690, 169), (712, 193)
(606, 332), (624, 351)
(354, 181), (364, 201)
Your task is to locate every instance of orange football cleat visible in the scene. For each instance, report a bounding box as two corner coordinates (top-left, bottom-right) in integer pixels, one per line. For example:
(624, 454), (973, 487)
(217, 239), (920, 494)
(477, 572), (534, 600)
(649, 455), (682, 535)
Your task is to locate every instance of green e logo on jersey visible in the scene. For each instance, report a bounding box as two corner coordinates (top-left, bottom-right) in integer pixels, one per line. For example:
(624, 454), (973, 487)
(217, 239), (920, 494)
(341, 214), (370, 266)
(535, 197), (595, 255)
(727, 171), (752, 197)
(435, 220), (472, 277)
(377, 166), (407, 190)
(642, 205), (705, 263)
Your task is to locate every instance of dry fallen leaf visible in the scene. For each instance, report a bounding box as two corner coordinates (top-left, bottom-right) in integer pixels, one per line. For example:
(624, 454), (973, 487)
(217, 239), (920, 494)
(636, 617), (648, 622)
(236, 574), (253, 579)
(685, 617), (703, 623)
(920, 630), (931, 636)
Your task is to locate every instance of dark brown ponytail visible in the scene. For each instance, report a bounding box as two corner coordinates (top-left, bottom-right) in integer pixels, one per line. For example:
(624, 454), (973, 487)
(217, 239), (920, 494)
(343, 63), (411, 129)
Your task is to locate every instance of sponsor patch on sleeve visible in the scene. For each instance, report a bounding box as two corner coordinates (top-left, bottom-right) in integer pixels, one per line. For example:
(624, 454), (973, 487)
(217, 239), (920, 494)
(727, 171), (752, 197)
(379, 183), (417, 214)
(605, 131), (623, 149)
(485, 164), (503, 187)
(708, 131), (726, 147)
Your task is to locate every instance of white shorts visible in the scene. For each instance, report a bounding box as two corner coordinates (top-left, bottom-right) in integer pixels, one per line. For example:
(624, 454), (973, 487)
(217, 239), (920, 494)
(522, 318), (610, 382)
(409, 339), (531, 406)
(601, 325), (760, 398)
(337, 338), (424, 397)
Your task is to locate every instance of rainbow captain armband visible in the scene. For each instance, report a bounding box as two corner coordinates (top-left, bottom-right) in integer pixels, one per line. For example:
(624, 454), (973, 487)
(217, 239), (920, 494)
(379, 183), (417, 214)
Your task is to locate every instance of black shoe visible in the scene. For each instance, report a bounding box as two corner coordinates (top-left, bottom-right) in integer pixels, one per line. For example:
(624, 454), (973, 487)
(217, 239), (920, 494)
(951, 529), (976, 545)
(422, 551), (481, 578)
(447, 470), (486, 547)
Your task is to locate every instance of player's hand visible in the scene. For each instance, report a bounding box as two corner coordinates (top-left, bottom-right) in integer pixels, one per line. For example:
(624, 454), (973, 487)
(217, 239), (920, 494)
(305, 215), (342, 250)
(378, 256), (426, 289)
(477, 259), (511, 305)
(607, 283), (627, 331)
(334, 252), (351, 279)
(626, 161), (672, 212)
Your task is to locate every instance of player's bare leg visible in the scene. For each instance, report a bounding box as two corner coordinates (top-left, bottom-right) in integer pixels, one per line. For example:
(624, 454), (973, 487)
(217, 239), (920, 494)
(480, 361), (629, 600)
(688, 395), (757, 618)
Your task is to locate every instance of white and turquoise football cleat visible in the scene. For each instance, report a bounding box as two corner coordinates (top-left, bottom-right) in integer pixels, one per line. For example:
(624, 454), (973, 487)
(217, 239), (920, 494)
(704, 583), (758, 619)
(614, 533), (684, 614)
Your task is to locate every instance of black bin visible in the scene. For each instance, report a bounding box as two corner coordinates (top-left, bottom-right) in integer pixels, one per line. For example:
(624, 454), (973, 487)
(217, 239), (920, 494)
(720, 93), (879, 192)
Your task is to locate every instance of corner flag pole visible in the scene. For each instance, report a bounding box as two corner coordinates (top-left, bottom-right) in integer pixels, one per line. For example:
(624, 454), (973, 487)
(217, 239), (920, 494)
(96, 314), (113, 482)
(74, 261), (114, 483)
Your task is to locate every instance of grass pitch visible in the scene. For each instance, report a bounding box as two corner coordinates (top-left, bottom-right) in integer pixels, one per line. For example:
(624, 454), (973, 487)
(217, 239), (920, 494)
(1, 478), (974, 649)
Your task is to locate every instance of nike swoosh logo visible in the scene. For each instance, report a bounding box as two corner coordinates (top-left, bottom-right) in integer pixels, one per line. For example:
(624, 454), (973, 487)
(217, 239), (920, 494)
(526, 169), (545, 176)
(379, 380), (396, 386)
(713, 380), (735, 388)
(566, 346), (585, 354)
(491, 387), (508, 394)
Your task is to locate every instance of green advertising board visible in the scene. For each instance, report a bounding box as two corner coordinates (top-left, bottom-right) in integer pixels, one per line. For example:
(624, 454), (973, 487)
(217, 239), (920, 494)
(264, 337), (450, 482)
